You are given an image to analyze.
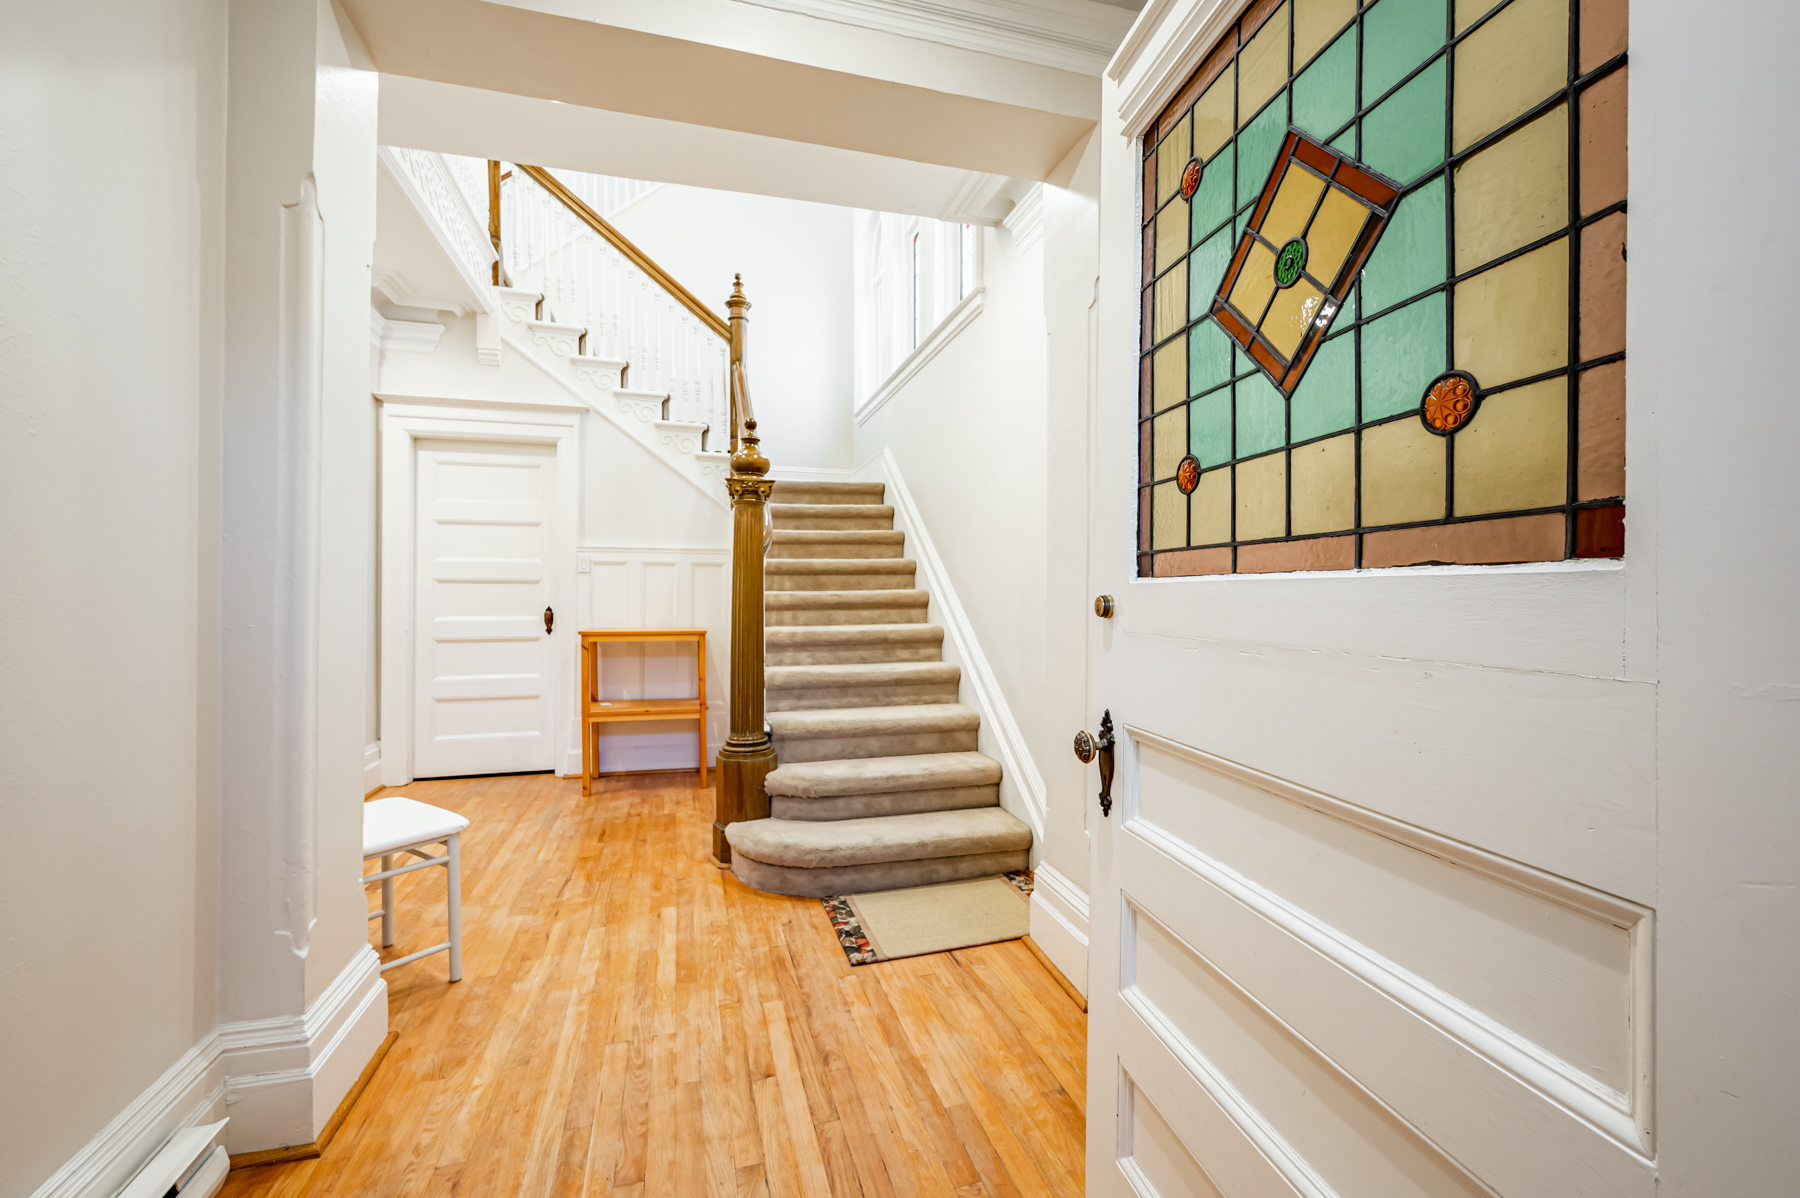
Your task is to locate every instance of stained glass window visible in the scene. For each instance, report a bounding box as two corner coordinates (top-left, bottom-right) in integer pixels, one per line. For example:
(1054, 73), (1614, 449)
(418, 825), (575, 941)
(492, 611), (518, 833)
(1138, 0), (1627, 576)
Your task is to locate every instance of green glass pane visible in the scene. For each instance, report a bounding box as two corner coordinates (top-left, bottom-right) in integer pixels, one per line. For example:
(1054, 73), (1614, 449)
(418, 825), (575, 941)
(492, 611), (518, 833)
(1290, 333), (1356, 441)
(1362, 57), (1446, 184)
(1190, 389), (1233, 467)
(1361, 174), (1446, 313)
(1293, 30), (1355, 142)
(1360, 292), (1446, 420)
(1233, 342), (1252, 378)
(1235, 371), (1287, 457)
(1188, 226), (1234, 320)
(1189, 318), (1234, 397)
(1363, 0), (1448, 100)
(1236, 91), (1288, 211)
(1330, 125), (1357, 157)
(1190, 142), (1234, 246)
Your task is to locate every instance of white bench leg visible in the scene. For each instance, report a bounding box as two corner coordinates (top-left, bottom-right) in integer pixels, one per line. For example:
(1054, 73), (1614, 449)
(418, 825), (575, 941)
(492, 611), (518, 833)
(446, 833), (464, 982)
(380, 854), (395, 947)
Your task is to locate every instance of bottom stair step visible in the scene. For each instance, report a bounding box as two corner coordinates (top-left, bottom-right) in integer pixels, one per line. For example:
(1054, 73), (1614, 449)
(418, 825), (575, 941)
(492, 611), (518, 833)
(724, 807), (1032, 898)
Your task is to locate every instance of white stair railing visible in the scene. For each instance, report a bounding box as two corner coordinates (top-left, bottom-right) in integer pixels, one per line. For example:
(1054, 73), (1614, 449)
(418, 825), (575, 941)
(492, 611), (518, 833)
(499, 165), (728, 443)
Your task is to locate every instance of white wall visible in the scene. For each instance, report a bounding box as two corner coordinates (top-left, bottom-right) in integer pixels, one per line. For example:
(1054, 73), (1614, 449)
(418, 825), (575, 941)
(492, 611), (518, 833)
(0, 2), (225, 1191)
(605, 185), (856, 475)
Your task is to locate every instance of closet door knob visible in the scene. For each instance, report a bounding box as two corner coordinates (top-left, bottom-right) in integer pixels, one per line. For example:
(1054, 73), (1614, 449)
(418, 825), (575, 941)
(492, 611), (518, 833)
(544, 606), (555, 635)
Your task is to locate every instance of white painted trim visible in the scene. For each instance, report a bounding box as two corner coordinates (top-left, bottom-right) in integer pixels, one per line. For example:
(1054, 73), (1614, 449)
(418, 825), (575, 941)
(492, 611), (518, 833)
(218, 947), (388, 1154)
(1110, 0), (1247, 137)
(1002, 183), (1046, 254)
(370, 309), (445, 355)
(1030, 861), (1090, 997)
(732, 0), (1137, 75)
(863, 448), (1048, 840)
(28, 1038), (224, 1198)
(377, 397), (583, 788)
(938, 170), (1010, 225)
(375, 146), (496, 316)
(854, 288), (985, 426)
(363, 742), (382, 795)
(1126, 725), (1656, 1157)
(766, 465), (857, 482)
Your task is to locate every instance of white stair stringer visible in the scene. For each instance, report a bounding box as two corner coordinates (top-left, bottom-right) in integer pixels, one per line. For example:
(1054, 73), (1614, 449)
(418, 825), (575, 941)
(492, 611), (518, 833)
(496, 286), (728, 507)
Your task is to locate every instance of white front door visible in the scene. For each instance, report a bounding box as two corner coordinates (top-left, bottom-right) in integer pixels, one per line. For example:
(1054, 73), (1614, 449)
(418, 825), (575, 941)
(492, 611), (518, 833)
(412, 438), (557, 778)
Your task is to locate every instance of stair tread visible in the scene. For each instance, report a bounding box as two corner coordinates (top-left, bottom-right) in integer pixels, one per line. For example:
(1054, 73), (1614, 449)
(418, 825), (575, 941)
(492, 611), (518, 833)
(770, 503), (894, 516)
(767, 661), (959, 688)
(770, 530), (903, 542)
(765, 590), (928, 608)
(725, 806), (1030, 869)
(768, 703), (979, 740)
(765, 558), (917, 572)
(765, 624), (943, 645)
(767, 750), (999, 797)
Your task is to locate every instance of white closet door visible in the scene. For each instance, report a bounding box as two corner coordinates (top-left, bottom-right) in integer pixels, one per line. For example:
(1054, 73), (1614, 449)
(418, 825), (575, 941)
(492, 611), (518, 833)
(412, 439), (557, 778)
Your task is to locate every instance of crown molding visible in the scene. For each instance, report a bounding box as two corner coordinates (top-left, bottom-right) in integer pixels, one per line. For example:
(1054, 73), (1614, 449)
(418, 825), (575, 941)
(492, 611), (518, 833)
(1111, 0), (1246, 138)
(1002, 183), (1046, 253)
(732, 0), (1136, 75)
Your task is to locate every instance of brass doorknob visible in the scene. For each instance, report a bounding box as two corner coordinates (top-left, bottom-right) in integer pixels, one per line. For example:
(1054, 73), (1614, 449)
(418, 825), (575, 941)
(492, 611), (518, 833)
(1073, 730), (1097, 763)
(1094, 594), (1114, 618)
(1073, 711), (1117, 817)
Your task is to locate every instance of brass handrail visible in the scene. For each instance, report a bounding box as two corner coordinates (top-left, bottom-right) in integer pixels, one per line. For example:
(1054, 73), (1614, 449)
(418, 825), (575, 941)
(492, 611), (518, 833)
(512, 164), (730, 342)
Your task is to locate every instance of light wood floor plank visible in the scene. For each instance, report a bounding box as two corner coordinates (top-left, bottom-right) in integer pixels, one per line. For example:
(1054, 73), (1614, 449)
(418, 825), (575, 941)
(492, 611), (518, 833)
(220, 773), (1084, 1197)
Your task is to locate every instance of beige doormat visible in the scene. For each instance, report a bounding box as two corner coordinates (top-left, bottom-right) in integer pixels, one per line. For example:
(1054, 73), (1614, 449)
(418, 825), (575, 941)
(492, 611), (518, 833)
(823, 872), (1032, 965)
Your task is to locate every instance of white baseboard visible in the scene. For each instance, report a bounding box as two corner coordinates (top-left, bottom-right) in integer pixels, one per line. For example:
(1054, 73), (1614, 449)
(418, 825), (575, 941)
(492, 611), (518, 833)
(363, 742), (382, 794)
(218, 947), (388, 1154)
(1029, 861), (1090, 998)
(766, 465), (856, 482)
(29, 1038), (225, 1198)
(860, 448), (1047, 841)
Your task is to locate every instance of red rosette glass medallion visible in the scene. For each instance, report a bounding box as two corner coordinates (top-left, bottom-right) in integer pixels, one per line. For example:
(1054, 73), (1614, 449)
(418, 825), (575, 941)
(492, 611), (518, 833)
(1180, 158), (1202, 200)
(1175, 454), (1201, 494)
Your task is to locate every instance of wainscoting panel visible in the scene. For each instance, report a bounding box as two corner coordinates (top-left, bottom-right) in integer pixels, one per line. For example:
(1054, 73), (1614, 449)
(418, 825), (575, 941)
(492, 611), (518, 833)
(570, 546), (730, 776)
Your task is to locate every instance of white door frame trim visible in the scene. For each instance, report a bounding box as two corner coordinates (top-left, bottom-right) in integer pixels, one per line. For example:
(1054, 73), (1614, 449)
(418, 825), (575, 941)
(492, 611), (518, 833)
(378, 396), (582, 787)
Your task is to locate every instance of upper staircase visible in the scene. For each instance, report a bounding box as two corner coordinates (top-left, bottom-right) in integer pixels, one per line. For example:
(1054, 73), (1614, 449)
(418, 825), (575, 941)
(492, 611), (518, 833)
(724, 481), (1032, 896)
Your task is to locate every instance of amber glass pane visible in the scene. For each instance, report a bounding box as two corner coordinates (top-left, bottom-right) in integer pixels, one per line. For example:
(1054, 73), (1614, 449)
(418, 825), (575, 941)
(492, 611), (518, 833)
(1579, 68), (1628, 215)
(1192, 467), (1232, 543)
(1454, 0), (1499, 33)
(1454, 104), (1568, 272)
(1155, 197), (1189, 274)
(1364, 512), (1564, 566)
(1291, 433), (1355, 533)
(1453, 238), (1568, 386)
(1227, 239), (1278, 324)
(1290, 333), (1354, 440)
(1152, 481), (1188, 550)
(1152, 338), (1186, 414)
(1235, 452), (1288, 539)
(1579, 210), (1626, 361)
(1361, 416), (1446, 525)
(1153, 258), (1189, 343)
(1454, 378), (1568, 515)
(1157, 112), (1192, 207)
(1194, 64), (1238, 162)
(1294, 0), (1357, 67)
(1261, 279), (1327, 360)
(1152, 407), (1187, 480)
(1453, 0), (1568, 151)
(1574, 505), (1625, 558)
(1238, 3), (1290, 127)
(1302, 186), (1371, 290)
(1263, 165), (1328, 247)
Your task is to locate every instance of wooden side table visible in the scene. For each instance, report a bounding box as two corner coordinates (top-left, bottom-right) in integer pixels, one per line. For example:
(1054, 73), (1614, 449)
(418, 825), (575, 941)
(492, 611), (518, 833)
(579, 629), (708, 794)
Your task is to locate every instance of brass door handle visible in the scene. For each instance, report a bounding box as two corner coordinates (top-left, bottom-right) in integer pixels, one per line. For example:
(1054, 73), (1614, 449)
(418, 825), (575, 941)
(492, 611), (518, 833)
(544, 606), (554, 635)
(1072, 710), (1116, 817)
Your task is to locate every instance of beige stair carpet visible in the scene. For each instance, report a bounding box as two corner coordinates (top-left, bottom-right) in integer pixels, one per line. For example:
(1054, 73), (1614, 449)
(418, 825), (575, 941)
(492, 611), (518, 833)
(725, 480), (1033, 897)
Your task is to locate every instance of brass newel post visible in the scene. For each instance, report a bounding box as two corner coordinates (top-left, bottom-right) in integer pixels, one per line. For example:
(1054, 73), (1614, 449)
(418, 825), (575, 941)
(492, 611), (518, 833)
(487, 160), (502, 285)
(714, 278), (776, 866)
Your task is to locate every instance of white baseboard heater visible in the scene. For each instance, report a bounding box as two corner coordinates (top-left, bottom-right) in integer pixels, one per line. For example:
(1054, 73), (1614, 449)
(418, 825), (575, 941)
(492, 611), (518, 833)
(116, 1119), (228, 1198)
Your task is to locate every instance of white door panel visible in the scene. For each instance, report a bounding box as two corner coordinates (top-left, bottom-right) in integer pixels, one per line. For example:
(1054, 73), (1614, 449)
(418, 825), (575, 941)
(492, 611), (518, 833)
(413, 439), (557, 777)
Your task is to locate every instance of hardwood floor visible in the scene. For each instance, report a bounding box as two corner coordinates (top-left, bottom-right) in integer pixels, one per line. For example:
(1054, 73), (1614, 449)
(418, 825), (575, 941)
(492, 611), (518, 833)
(222, 772), (1086, 1198)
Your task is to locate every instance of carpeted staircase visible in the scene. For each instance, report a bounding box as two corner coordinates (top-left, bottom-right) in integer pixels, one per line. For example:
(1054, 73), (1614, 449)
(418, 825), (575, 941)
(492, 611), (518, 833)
(723, 481), (1033, 896)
